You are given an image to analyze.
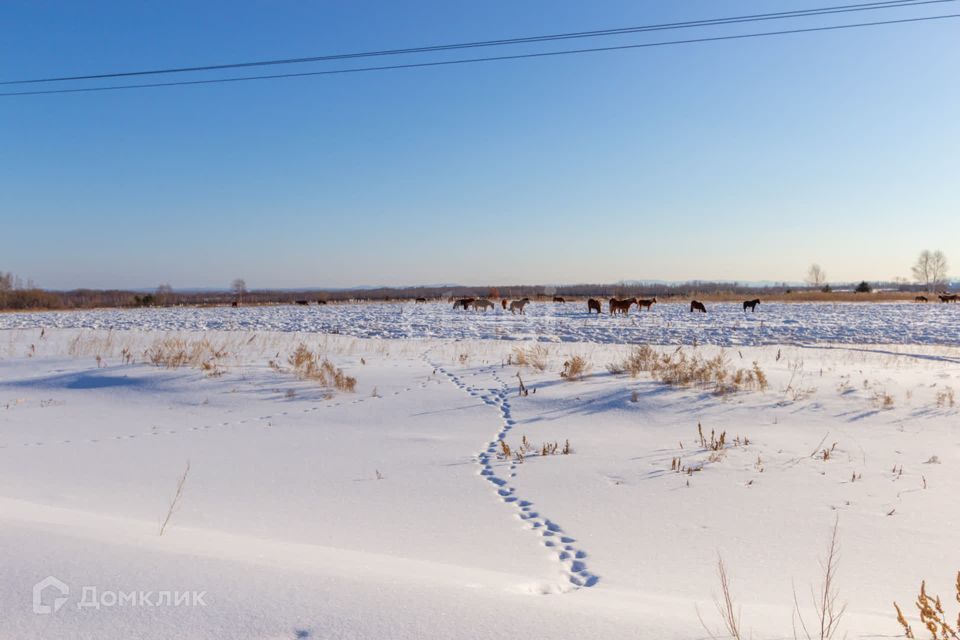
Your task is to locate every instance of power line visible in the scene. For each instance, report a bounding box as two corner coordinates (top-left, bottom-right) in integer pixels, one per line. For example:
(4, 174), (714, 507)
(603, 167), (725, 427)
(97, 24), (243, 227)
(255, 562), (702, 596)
(0, 0), (953, 86)
(1, 13), (956, 97)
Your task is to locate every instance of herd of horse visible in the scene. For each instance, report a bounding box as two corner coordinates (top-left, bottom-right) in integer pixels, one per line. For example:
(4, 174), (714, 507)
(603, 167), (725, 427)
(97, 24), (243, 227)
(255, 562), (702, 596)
(452, 297), (531, 314)
(916, 294), (959, 303)
(287, 293), (959, 312)
(447, 294), (959, 315)
(449, 296), (764, 315)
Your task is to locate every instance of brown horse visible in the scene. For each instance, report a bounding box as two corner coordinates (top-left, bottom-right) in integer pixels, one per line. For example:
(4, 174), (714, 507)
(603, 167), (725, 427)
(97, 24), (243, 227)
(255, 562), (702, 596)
(587, 298), (602, 314)
(501, 299), (508, 310)
(415, 297), (427, 304)
(690, 300), (707, 313)
(636, 298), (656, 311)
(940, 294), (959, 303)
(295, 300), (309, 306)
(509, 298), (530, 314)
(915, 295), (928, 303)
(609, 298), (637, 315)
(743, 299), (760, 312)
(471, 299), (495, 311)
(553, 296), (565, 303)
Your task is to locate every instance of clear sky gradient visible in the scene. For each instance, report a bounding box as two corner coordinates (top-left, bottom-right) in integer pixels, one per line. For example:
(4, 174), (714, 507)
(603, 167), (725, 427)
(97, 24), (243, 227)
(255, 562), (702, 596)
(2, 1), (958, 290)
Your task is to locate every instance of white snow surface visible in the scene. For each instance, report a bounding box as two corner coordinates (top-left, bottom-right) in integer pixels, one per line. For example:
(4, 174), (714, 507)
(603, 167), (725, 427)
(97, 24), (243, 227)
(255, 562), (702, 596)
(1, 320), (959, 639)
(2, 300), (960, 345)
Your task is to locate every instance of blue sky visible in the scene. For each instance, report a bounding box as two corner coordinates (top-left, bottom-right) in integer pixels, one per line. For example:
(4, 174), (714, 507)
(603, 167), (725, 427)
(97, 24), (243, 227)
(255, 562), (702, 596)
(1, 1), (958, 290)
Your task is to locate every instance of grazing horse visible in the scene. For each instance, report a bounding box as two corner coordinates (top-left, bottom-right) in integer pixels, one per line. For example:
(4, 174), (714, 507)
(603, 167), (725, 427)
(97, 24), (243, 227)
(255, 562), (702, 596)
(295, 300), (309, 306)
(743, 299), (760, 312)
(453, 298), (475, 310)
(636, 297), (657, 311)
(553, 296), (565, 303)
(415, 297), (427, 304)
(587, 298), (602, 314)
(509, 298), (530, 314)
(501, 299), (508, 310)
(609, 298), (637, 315)
(690, 300), (707, 313)
(915, 295), (928, 303)
(471, 299), (494, 311)
(231, 300), (238, 307)
(939, 294), (959, 303)
(317, 300), (327, 305)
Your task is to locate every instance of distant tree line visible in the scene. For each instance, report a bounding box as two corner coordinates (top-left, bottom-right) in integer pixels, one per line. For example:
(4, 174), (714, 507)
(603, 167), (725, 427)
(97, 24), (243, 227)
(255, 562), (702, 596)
(0, 251), (953, 310)
(0, 278), (951, 311)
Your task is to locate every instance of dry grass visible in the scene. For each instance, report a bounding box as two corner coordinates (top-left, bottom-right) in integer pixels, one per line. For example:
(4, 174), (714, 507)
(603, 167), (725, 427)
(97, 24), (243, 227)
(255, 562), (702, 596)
(607, 345), (657, 376)
(873, 389), (896, 410)
(610, 346), (768, 394)
(159, 460), (191, 536)
(936, 386), (956, 408)
(144, 337), (229, 376)
(894, 572), (960, 639)
(286, 343), (357, 392)
(560, 355), (591, 381)
(698, 519), (845, 640)
(510, 344), (549, 371)
(505, 436), (572, 461)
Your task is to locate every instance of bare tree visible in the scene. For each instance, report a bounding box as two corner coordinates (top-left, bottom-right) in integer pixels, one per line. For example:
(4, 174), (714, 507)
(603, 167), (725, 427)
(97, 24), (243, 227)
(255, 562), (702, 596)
(806, 264), (827, 289)
(0, 272), (13, 291)
(911, 250), (949, 292)
(231, 278), (247, 303)
(155, 283), (173, 306)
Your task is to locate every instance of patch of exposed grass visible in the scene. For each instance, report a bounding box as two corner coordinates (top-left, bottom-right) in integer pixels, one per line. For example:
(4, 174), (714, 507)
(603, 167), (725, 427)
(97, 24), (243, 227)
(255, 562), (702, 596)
(609, 346), (768, 394)
(286, 343), (357, 392)
(560, 355), (590, 381)
(510, 344), (549, 371)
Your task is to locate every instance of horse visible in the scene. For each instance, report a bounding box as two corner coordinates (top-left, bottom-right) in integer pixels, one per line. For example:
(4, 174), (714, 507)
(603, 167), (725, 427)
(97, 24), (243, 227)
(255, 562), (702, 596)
(939, 294), (959, 303)
(743, 299), (760, 312)
(609, 298), (637, 315)
(316, 300), (328, 305)
(231, 300), (238, 307)
(501, 299), (508, 310)
(471, 299), (495, 311)
(415, 297), (427, 304)
(295, 300), (309, 306)
(690, 300), (707, 313)
(453, 298), (475, 310)
(915, 295), (928, 303)
(636, 298), (657, 311)
(587, 298), (602, 314)
(553, 296), (565, 303)
(509, 298), (530, 314)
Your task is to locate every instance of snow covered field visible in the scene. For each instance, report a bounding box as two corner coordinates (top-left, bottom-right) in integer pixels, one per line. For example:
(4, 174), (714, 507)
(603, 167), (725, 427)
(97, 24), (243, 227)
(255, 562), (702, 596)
(2, 312), (959, 639)
(3, 299), (960, 345)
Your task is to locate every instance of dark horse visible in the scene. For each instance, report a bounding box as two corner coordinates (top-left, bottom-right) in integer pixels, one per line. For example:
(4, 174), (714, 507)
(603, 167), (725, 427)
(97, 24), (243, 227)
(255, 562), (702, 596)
(636, 298), (656, 311)
(940, 294), (959, 303)
(915, 295), (928, 303)
(587, 298), (602, 314)
(553, 296), (565, 303)
(690, 300), (707, 313)
(415, 297), (427, 304)
(453, 298), (475, 310)
(743, 299), (760, 312)
(609, 298), (637, 315)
